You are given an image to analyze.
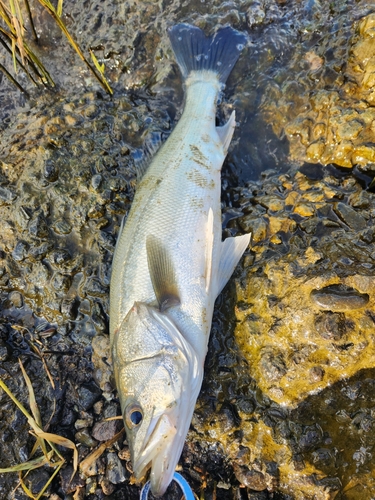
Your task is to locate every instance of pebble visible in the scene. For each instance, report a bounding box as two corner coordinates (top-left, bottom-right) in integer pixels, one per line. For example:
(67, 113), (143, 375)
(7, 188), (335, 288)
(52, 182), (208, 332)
(260, 350), (287, 381)
(85, 477), (98, 496)
(106, 452), (126, 484)
(92, 417), (120, 442)
(75, 428), (98, 448)
(233, 465), (267, 491)
(77, 382), (102, 411)
(0, 186), (17, 204)
(334, 202), (367, 230)
(7, 290), (23, 308)
(75, 415), (94, 430)
(43, 159), (59, 182)
(91, 174), (103, 191)
(293, 203), (315, 216)
(239, 217), (267, 241)
(53, 219), (72, 235)
(309, 366), (325, 382)
(28, 214), (49, 239)
(314, 312), (347, 340)
(0, 341), (9, 361)
(12, 240), (29, 261)
(100, 478), (116, 496)
(311, 285), (369, 311)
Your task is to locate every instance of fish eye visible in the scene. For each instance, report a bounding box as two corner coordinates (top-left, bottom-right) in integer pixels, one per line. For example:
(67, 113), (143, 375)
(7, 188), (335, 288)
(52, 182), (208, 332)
(125, 403), (143, 428)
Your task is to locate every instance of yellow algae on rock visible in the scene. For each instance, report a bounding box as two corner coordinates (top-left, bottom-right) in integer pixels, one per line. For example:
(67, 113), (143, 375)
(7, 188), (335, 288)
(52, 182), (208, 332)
(262, 12), (375, 169)
(293, 203), (315, 217)
(234, 166), (375, 413)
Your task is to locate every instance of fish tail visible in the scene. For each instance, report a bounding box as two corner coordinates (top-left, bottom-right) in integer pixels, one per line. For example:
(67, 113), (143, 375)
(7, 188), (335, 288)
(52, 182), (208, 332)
(167, 23), (247, 84)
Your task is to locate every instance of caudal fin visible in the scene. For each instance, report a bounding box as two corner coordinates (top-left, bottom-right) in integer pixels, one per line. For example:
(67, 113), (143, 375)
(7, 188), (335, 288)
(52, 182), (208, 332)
(167, 23), (247, 84)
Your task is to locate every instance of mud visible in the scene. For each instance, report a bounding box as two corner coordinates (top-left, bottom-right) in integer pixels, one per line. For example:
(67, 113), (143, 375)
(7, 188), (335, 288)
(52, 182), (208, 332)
(1, 0), (375, 499)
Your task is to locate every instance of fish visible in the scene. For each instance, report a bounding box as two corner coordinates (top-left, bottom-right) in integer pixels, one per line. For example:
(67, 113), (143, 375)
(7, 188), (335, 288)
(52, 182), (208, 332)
(110, 23), (250, 497)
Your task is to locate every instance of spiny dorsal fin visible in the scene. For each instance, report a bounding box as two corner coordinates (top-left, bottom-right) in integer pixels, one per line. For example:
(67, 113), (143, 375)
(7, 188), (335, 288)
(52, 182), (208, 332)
(146, 234), (180, 311)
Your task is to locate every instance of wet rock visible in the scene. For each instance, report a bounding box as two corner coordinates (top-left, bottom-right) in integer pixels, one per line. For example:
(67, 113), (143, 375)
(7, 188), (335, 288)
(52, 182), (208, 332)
(311, 285), (369, 311)
(52, 219), (72, 235)
(309, 366), (325, 383)
(52, 272), (71, 292)
(233, 465), (267, 491)
(334, 202), (367, 230)
(85, 277), (108, 297)
(91, 174), (103, 191)
(43, 159), (59, 182)
(263, 12), (375, 170)
(91, 333), (112, 390)
(260, 349), (287, 381)
(7, 291), (23, 308)
(12, 241), (29, 261)
(0, 186), (17, 204)
(28, 213), (49, 239)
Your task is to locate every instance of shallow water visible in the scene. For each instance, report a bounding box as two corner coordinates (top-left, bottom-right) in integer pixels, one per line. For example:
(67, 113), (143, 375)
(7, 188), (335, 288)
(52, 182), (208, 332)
(1, 0), (375, 499)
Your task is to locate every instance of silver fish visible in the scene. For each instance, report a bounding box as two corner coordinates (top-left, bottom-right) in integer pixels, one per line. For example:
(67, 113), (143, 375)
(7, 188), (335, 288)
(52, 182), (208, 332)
(110, 23), (250, 497)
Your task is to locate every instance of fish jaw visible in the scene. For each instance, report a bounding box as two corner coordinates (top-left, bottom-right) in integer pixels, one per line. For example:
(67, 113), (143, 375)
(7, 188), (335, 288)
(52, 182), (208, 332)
(132, 412), (184, 497)
(112, 302), (202, 497)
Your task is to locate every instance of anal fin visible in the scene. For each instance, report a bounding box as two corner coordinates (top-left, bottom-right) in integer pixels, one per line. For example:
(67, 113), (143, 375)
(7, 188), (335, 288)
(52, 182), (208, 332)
(216, 110), (236, 155)
(215, 232), (251, 298)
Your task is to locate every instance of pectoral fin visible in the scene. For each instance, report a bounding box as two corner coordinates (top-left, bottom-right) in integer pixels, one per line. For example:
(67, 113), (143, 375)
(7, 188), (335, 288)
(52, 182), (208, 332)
(215, 232), (251, 297)
(146, 235), (180, 311)
(216, 110), (236, 155)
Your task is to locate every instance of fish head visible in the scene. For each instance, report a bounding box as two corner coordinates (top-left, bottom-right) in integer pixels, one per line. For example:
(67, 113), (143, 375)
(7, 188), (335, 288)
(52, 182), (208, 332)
(112, 301), (201, 497)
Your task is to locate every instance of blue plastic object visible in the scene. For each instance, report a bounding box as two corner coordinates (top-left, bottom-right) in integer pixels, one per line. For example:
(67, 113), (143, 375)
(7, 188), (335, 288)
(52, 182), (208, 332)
(140, 472), (195, 500)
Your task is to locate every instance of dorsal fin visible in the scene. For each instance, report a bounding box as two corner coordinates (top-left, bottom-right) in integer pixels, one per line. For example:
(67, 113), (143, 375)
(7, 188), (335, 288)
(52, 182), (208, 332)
(216, 110), (236, 155)
(146, 235), (180, 311)
(215, 233), (251, 298)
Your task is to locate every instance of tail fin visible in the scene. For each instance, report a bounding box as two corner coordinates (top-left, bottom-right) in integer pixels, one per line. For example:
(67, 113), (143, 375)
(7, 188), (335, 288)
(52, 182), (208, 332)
(167, 23), (247, 84)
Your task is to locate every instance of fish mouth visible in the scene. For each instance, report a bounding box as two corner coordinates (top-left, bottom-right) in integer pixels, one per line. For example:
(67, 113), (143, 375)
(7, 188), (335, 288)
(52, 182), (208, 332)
(132, 412), (182, 497)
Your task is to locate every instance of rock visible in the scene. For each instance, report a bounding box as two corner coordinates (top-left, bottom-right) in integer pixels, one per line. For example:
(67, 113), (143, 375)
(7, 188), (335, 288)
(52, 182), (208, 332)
(106, 452), (126, 484)
(77, 382), (102, 411)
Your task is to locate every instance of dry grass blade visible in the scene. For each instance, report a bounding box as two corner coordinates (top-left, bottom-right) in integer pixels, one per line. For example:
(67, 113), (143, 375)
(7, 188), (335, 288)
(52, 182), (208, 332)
(37, 0), (113, 94)
(0, 0), (112, 93)
(80, 428), (125, 476)
(8, 0), (26, 67)
(19, 359), (42, 428)
(0, 364), (78, 499)
(0, 1), (54, 86)
(0, 451), (54, 473)
(32, 430), (78, 473)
